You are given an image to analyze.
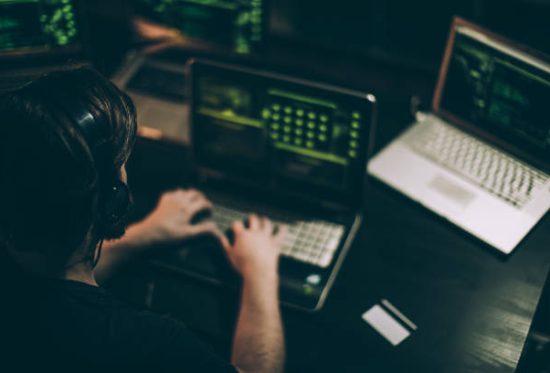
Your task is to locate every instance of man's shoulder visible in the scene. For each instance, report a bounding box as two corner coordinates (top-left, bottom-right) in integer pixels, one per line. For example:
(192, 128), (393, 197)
(68, 283), (191, 343)
(28, 280), (194, 359)
(105, 298), (238, 372)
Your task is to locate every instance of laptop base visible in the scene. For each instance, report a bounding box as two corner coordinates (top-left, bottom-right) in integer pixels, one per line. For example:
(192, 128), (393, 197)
(368, 116), (550, 254)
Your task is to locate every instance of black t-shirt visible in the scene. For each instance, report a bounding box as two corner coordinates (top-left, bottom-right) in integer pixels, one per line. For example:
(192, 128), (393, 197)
(1, 264), (238, 372)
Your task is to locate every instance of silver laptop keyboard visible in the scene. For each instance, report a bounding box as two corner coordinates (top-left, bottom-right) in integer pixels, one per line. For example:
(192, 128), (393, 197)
(212, 205), (345, 268)
(408, 122), (549, 207)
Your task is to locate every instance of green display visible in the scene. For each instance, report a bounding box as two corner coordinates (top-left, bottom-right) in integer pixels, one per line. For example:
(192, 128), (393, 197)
(134, 0), (265, 54)
(197, 77), (262, 127)
(0, 0), (79, 52)
(193, 67), (370, 193)
(441, 30), (550, 154)
(263, 89), (364, 164)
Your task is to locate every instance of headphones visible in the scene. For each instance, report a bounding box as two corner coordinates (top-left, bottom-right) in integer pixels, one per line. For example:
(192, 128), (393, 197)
(49, 95), (131, 240)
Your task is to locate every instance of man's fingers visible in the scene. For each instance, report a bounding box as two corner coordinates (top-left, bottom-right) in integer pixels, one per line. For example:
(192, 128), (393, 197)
(186, 189), (206, 202)
(168, 188), (203, 202)
(248, 214), (260, 230)
(231, 220), (245, 235)
(158, 189), (189, 206)
(187, 222), (219, 237)
(217, 233), (231, 252)
(273, 224), (287, 245)
(186, 222), (231, 251)
(186, 199), (213, 216)
(171, 188), (190, 198)
(262, 217), (272, 234)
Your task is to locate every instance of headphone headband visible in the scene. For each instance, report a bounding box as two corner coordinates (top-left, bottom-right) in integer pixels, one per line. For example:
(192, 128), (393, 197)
(45, 91), (131, 240)
(71, 109), (102, 145)
(52, 96), (110, 151)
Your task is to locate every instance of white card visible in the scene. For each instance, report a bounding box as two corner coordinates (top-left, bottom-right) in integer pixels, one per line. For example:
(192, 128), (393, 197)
(362, 305), (411, 346)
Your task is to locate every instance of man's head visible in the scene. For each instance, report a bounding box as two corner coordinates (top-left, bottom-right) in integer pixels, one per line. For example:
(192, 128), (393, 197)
(0, 67), (137, 271)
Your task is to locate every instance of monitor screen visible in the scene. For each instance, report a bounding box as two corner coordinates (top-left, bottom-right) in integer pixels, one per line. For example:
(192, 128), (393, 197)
(133, 0), (266, 54)
(0, 0), (81, 54)
(440, 26), (550, 163)
(189, 60), (376, 207)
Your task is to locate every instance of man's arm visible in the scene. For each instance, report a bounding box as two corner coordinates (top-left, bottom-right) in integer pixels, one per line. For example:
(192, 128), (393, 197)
(233, 273), (284, 373)
(95, 190), (286, 371)
(94, 189), (224, 283)
(223, 216), (286, 373)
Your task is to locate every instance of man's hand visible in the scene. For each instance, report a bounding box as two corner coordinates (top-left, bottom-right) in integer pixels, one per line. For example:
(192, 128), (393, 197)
(95, 189), (226, 283)
(225, 214), (287, 373)
(138, 189), (228, 248)
(223, 214), (286, 281)
(133, 16), (183, 41)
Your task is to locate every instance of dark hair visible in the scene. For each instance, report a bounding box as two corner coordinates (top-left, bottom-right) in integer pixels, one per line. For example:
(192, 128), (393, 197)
(0, 67), (137, 267)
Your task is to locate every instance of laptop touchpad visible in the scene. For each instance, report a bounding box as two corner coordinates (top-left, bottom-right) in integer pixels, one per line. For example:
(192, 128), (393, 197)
(428, 175), (475, 207)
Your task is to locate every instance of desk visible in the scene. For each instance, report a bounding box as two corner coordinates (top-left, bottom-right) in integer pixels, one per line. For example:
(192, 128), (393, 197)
(113, 89), (550, 373)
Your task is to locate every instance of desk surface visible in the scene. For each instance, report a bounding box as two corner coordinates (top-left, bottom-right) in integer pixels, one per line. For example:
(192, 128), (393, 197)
(119, 84), (550, 373)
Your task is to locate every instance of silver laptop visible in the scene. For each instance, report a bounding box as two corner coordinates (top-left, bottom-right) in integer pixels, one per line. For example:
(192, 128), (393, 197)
(368, 17), (550, 254)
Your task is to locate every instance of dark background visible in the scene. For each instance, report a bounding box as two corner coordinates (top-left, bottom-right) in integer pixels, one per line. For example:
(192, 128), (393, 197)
(86, 0), (550, 121)
(269, 0), (550, 71)
(87, 0), (550, 74)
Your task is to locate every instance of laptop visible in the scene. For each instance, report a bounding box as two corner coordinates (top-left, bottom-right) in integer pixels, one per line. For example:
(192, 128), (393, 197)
(368, 17), (550, 254)
(153, 59), (377, 311)
(0, 0), (90, 92)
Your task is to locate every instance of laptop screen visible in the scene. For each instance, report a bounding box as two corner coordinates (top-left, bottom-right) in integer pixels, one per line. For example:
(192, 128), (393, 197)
(0, 0), (82, 57)
(438, 22), (550, 166)
(188, 60), (376, 208)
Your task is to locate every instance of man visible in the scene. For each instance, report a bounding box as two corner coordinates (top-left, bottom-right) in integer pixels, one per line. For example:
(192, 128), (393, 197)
(0, 67), (286, 372)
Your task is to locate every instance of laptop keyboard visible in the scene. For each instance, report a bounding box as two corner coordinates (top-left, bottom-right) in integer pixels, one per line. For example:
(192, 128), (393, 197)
(127, 65), (186, 102)
(212, 205), (345, 268)
(408, 122), (549, 207)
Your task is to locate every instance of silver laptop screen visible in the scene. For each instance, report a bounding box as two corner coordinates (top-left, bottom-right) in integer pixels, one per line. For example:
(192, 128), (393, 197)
(439, 25), (550, 164)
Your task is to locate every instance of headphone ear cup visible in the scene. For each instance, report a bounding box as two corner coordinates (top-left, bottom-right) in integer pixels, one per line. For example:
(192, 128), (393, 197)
(100, 181), (131, 239)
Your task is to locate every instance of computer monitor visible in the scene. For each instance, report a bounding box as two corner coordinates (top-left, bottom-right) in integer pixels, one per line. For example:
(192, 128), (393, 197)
(0, 0), (84, 58)
(188, 60), (376, 208)
(133, 0), (267, 54)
